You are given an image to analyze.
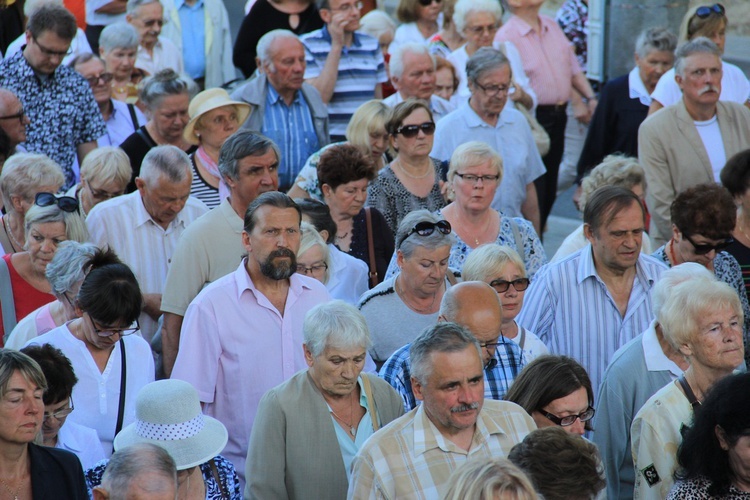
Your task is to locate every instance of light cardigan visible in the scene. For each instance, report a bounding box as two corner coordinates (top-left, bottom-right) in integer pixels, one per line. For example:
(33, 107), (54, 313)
(245, 370), (404, 499)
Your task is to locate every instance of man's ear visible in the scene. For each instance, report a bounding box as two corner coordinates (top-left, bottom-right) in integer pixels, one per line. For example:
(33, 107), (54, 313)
(93, 487), (109, 500)
(411, 376), (425, 401)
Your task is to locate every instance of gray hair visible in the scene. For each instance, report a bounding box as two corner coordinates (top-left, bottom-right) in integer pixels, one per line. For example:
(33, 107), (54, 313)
(45, 241), (99, 297)
(410, 322), (481, 385)
(652, 263), (714, 322)
(139, 145), (192, 186)
(80, 146), (132, 189)
(395, 209), (455, 258)
(0, 154), (65, 215)
(303, 300), (372, 358)
(0, 349), (47, 400)
(462, 244), (526, 283)
(24, 0), (62, 20)
(635, 26), (677, 59)
(359, 10), (396, 41)
(27, 3), (76, 40)
(579, 155), (645, 212)
(466, 47), (510, 87)
(100, 443), (177, 500)
(126, 0), (161, 16)
(218, 131), (280, 181)
(138, 69), (195, 111)
(674, 37), (721, 78)
(298, 221), (331, 284)
(389, 43), (435, 79)
(244, 191), (300, 233)
(100, 22), (139, 52)
(23, 201), (89, 244)
(453, 0), (502, 35)
(660, 278), (743, 352)
(446, 141), (503, 184)
(256, 29), (301, 67)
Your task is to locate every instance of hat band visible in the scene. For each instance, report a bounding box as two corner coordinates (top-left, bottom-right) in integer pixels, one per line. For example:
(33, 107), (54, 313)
(135, 414), (205, 441)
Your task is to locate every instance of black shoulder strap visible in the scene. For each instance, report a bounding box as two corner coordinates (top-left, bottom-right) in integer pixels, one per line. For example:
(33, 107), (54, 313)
(127, 103), (140, 129)
(677, 375), (701, 410)
(114, 338), (127, 453)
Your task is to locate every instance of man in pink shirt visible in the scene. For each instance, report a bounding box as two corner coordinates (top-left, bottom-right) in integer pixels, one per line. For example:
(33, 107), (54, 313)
(170, 191), (330, 486)
(496, 0), (597, 233)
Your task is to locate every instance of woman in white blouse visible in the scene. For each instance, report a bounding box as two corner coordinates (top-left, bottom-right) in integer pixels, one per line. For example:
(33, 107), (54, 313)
(390, 0), (442, 54)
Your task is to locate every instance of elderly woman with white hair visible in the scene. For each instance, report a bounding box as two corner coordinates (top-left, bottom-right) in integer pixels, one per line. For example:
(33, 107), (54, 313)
(6, 241), (98, 349)
(462, 244), (548, 362)
(65, 147), (132, 218)
(447, 0), (535, 109)
(0, 153), (65, 255)
(1, 194), (88, 341)
(99, 22), (142, 104)
(552, 154), (651, 262)
(631, 277), (745, 499)
(246, 300), (403, 499)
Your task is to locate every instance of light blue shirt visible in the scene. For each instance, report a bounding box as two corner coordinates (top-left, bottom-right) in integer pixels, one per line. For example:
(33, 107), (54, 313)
(176, 0), (205, 79)
(327, 377), (375, 477)
(261, 85), (319, 189)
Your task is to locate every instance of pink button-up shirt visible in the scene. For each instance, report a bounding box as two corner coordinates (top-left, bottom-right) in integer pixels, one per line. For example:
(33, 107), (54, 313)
(495, 14), (582, 105)
(171, 261), (330, 485)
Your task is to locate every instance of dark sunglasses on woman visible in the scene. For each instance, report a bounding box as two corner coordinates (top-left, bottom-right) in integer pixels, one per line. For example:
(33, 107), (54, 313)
(396, 122), (436, 139)
(35, 192), (79, 213)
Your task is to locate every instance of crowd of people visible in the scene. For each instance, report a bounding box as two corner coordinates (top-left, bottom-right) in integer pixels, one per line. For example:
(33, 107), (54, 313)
(0, 0), (749, 498)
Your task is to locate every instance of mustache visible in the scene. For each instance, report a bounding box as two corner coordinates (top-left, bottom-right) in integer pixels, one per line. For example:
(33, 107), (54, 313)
(698, 85), (720, 95)
(450, 402), (480, 413)
(270, 248), (295, 259)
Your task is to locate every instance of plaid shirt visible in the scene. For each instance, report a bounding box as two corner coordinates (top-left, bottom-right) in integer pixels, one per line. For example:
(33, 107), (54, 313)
(379, 338), (525, 413)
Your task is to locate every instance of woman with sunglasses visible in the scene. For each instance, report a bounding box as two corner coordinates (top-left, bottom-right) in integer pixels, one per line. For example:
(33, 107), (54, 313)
(20, 344), (105, 469)
(24, 247), (155, 456)
(367, 99), (446, 236)
(651, 183), (750, 349)
(649, 3), (749, 114)
(358, 209), (454, 367)
(390, 0), (442, 55)
(505, 355), (596, 437)
(631, 277), (744, 499)
(462, 245), (548, 363)
(0, 193), (88, 343)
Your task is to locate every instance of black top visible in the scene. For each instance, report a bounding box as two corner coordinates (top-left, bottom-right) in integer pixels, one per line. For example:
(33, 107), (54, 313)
(232, 0), (324, 78)
(576, 74), (649, 182)
(119, 126), (197, 192)
(346, 208), (394, 287)
(29, 443), (89, 500)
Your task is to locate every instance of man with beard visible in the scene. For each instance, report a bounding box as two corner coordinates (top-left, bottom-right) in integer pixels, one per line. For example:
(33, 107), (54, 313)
(171, 191), (330, 487)
(639, 37), (750, 246)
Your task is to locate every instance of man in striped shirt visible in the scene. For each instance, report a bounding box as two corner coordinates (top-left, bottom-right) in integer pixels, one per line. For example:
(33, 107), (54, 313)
(517, 186), (667, 394)
(301, 0), (387, 141)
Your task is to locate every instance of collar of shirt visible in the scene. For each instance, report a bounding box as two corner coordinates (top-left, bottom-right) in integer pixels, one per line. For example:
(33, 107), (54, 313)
(267, 83), (301, 107)
(15, 48), (59, 82)
(134, 191), (187, 231)
(628, 66), (652, 106)
(175, 0), (204, 9)
(412, 403), (506, 457)
(462, 101), (513, 129)
(642, 320), (683, 376)
(320, 25), (362, 48)
(137, 39), (164, 58)
(512, 15), (550, 37)
(56, 422), (85, 453)
(576, 244), (659, 291)
(234, 258), (313, 302)
(218, 197), (243, 233)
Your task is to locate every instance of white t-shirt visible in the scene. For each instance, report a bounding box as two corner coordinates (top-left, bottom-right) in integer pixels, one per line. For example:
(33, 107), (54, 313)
(694, 114), (726, 182)
(651, 60), (750, 107)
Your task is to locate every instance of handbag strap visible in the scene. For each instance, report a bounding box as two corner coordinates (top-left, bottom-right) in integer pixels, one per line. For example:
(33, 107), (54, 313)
(677, 375), (702, 410)
(361, 374), (380, 432)
(209, 458), (230, 499)
(364, 208), (378, 288)
(0, 257), (18, 343)
(518, 325), (527, 351)
(114, 338), (127, 453)
(508, 217), (524, 256)
(127, 103), (140, 129)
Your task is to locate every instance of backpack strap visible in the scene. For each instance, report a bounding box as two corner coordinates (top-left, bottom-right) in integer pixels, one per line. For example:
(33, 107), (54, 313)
(0, 257), (18, 343)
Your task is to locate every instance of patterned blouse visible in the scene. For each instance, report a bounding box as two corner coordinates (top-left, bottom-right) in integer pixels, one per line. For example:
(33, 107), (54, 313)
(668, 476), (750, 499)
(85, 455), (241, 499)
(556, 0), (588, 69)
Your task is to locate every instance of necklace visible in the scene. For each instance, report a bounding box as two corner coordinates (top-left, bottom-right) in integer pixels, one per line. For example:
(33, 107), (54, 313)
(335, 231), (349, 241)
(395, 275), (439, 314)
(0, 476), (24, 500)
(395, 159), (431, 179)
(329, 392), (357, 436)
(2, 215), (22, 252)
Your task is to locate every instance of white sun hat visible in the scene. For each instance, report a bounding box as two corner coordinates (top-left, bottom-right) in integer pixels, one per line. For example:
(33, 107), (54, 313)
(114, 379), (228, 470)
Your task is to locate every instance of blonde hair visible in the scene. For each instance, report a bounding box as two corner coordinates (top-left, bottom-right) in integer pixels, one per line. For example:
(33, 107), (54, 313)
(579, 155), (645, 212)
(298, 221), (330, 284)
(345, 100), (393, 154)
(446, 141), (503, 184)
(443, 458), (538, 500)
(462, 244), (526, 283)
(678, 4), (727, 44)
(80, 146), (132, 190)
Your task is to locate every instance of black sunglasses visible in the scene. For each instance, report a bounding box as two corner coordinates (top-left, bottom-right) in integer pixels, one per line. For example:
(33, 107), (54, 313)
(395, 122), (436, 139)
(35, 192), (79, 213)
(417, 0), (441, 5)
(695, 3), (725, 18)
(489, 278), (530, 293)
(397, 220), (451, 248)
(541, 406), (596, 427)
(684, 234), (733, 255)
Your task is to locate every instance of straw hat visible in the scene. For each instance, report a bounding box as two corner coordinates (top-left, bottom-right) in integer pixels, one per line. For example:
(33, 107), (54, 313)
(114, 379), (228, 470)
(183, 88), (251, 145)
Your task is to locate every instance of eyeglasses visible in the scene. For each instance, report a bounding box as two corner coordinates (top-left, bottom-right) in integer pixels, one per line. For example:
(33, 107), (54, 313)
(683, 234), (733, 255)
(466, 23), (500, 35)
(489, 278), (530, 293)
(84, 72), (114, 86)
(695, 3), (725, 18)
(326, 1), (363, 12)
(141, 17), (168, 27)
(0, 108), (26, 123)
(474, 82), (516, 97)
(35, 192), (79, 213)
(397, 220), (452, 248)
(43, 398), (74, 421)
(296, 262), (328, 276)
(33, 36), (73, 58)
(454, 173), (500, 185)
(417, 0), (441, 5)
(541, 406), (596, 427)
(395, 121), (436, 138)
(479, 337), (506, 350)
(87, 314), (141, 337)
(87, 183), (124, 200)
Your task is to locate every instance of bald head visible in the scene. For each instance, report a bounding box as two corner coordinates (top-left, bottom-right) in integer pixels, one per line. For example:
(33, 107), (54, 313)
(439, 281), (503, 344)
(0, 88), (27, 148)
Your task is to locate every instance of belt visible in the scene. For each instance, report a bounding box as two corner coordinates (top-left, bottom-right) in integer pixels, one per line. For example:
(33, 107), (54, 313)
(536, 103), (567, 112)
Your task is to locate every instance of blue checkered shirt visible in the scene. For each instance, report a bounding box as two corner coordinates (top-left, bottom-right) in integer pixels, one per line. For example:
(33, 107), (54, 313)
(379, 338), (525, 413)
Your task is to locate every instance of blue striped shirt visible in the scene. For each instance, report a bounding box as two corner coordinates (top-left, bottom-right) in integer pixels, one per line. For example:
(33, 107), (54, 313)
(516, 244), (667, 393)
(261, 85), (320, 190)
(301, 26), (387, 139)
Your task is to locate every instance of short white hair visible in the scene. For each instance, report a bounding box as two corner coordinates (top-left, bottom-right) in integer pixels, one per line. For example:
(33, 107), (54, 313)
(359, 10), (396, 40)
(256, 29), (301, 67)
(454, 0), (502, 35)
(652, 262), (714, 321)
(389, 42), (435, 79)
(139, 145), (191, 186)
(303, 300), (371, 358)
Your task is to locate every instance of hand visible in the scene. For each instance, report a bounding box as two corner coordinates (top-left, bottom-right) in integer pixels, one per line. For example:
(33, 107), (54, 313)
(142, 293), (163, 321)
(328, 11), (349, 47)
(573, 99), (592, 125)
(586, 98), (598, 117)
(510, 85), (524, 103)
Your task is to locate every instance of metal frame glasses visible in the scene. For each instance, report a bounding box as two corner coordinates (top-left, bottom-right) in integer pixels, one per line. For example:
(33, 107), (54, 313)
(0, 108), (25, 123)
(474, 82), (516, 97)
(32, 35), (72, 58)
(43, 398), (75, 421)
(296, 262), (328, 276)
(86, 313), (141, 337)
